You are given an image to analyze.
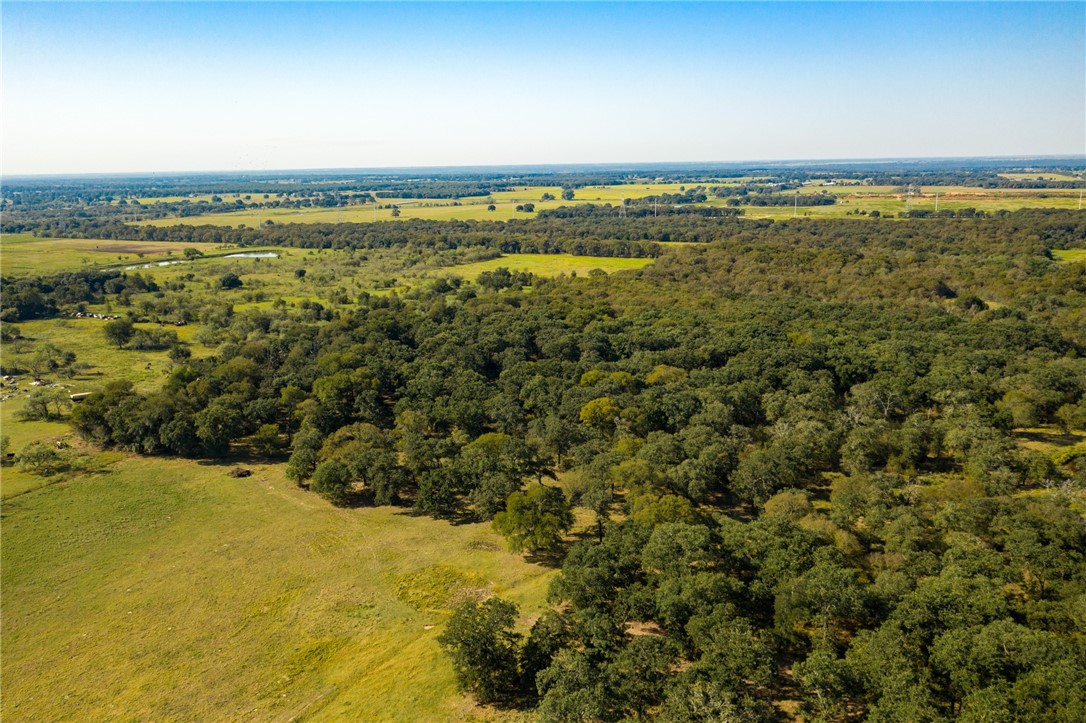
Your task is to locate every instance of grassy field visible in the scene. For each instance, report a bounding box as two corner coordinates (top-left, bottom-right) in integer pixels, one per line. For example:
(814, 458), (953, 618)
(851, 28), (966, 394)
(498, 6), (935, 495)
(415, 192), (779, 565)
(437, 253), (654, 280)
(0, 234), (230, 276)
(1053, 248), (1086, 263)
(999, 172), (1082, 182)
(141, 200), (575, 227)
(736, 191), (1085, 220)
(488, 182), (731, 204)
(1, 451), (553, 721)
(129, 192), (292, 205)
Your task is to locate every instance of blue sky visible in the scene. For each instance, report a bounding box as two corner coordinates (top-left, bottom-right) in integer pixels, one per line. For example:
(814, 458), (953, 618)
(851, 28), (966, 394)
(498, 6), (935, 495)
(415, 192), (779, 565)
(3, 2), (1083, 174)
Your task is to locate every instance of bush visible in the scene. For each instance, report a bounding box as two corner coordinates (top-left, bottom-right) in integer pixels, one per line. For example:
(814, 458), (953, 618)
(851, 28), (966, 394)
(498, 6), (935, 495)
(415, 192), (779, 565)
(16, 441), (66, 475)
(127, 328), (178, 350)
(219, 273), (243, 289)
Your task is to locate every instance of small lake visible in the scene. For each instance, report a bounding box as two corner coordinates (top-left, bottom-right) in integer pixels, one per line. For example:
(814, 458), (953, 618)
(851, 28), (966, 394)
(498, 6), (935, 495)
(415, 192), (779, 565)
(124, 260), (185, 270)
(224, 252), (279, 259)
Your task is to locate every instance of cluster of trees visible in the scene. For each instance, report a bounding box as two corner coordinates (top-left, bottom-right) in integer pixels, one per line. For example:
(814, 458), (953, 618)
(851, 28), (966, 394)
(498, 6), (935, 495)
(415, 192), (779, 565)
(637, 187), (709, 205)
(738, 192), (837, 207)
(712, 184), (838, 207)
(0, 269), (158, 322)
(476, 267), (536, 291)
(102, 319), (179, 351)
(7, 202), (1085, 717)
(904, 208), (997, 219)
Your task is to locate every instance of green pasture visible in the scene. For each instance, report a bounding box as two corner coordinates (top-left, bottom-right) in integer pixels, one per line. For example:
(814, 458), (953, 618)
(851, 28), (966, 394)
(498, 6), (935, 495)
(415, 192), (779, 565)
(1053, 249), (1086, 263)
(489, 182), (717, 204)
(1, 451), (553, 721)
(999, 172), (1082, 182)
(129, 192), (291, 205)
(439, 253), (654, 280)
(0, 234), (229, 277)
(2, 318), (195, 392)
(796, 184), (1082, 197)
(141, 199), (573, 227)
(737, 191), (1085, 220)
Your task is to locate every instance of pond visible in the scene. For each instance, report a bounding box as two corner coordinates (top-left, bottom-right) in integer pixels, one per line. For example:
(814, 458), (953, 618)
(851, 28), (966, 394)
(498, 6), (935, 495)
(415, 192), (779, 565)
(124, 260), (185, 270)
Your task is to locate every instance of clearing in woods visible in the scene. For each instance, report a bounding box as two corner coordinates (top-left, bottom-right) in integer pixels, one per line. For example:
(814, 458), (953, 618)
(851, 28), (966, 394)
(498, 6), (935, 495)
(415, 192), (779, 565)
(1053, 248), (1086, 263)
(438, 253), (655, 280)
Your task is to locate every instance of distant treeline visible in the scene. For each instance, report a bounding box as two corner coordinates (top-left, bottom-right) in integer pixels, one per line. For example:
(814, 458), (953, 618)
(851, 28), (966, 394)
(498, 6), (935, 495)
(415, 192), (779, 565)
(9, 207), (1084, 249)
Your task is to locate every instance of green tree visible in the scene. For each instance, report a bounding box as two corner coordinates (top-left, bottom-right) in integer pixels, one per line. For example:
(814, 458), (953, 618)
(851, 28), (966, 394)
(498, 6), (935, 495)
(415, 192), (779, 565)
(1055, 402), (1086, 435)
(579, 397), (620, 433)
(437, 598), (522, 704)
(286, 423), (323, 484)
(19, 386), (71, 421)
(252, 423), (282, 455)
(16, 441), (64, 475)
(775, 547), (866, 642)
(103, 318), (135, 348)
(458, 432), (533, 519)
(319, 422), (404, 504)
(194, 397), (244, 455)
(493, 484), (574, 552)
(219, 272), (243, 289)
(310, 459), (352, 505)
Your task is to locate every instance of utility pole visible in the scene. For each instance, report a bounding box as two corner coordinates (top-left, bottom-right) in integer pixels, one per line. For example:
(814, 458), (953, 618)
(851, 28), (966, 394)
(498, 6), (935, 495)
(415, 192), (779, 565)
(794, 190), (798, 218)
(935, 190), (939, 212)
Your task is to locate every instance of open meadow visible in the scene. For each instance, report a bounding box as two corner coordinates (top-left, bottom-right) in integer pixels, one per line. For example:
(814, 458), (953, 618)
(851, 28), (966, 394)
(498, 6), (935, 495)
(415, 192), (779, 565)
(1054, 248), (1086, 263)
(2, 452), (554, 721)
(141, 199), (572, 227)
(437, 254), (653, 280)
(0, 234), (231, 276)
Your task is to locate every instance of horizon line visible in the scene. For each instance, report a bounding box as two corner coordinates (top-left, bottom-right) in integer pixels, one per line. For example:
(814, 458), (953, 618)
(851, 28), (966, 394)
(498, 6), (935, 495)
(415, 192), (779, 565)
(5, 154), (1086, 181)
